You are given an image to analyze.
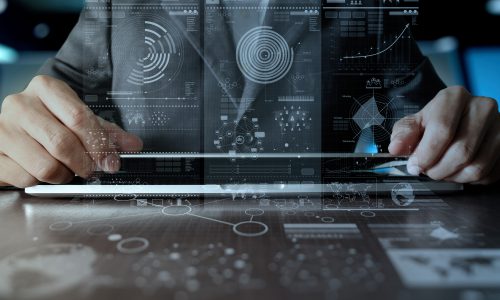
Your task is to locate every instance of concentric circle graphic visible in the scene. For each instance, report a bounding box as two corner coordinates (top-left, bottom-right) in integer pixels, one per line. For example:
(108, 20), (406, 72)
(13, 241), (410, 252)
(128, 20), (183, 86)
(236, 26), (294, 84)
(113, 15), (184, 90)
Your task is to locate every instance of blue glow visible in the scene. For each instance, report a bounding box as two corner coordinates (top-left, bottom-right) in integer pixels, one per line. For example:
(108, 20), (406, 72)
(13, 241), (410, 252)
(0, 44), (19, 64)
(366, 143), (378, 154)
(486, 0), (500, 15)
(17, 0), (84, 12)
(465, 47), (500, 111)
(372, 167), (394, 175)
(0, 0), (7, 15)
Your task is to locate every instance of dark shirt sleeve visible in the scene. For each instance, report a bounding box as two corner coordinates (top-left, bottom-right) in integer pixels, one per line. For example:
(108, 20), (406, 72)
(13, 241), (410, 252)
(388, 39), (447, 111)
(38, 4), (112, 100)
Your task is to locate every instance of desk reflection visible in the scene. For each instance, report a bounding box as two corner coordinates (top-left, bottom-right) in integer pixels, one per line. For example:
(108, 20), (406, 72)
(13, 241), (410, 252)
(0, 191), (499, 300)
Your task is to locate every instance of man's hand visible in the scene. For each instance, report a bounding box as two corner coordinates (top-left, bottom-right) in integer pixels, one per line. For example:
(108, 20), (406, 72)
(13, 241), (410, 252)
(389, 86), (500, 184)
(0, 75), (143, 188)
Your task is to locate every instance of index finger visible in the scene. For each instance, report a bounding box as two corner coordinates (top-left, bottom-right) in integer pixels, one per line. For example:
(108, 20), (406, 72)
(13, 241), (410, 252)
(411, 87), (468, 173)
(26, 76), (120, 173)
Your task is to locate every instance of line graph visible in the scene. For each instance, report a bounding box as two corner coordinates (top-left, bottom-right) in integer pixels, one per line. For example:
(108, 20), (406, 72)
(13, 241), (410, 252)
(341, 23), (410, 60)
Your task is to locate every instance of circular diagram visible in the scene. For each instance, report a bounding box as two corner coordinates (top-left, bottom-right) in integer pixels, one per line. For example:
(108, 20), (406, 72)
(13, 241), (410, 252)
(245, 208), (264, 217)
(349, 93), (397, 144)
(273, 105), (314, 151)
(149, 111), (170, 127)
(116, 237), (150, 254)
(391, 183), (415, 206)
(360, 211), (376, 218)
(274, 105), (312, 134)
(232, 221), (269, 237)
(236, 26), (294, 84)
(161, 205), (192, 216)
(214, 116), (265, 153)
(113, 194), (137, 202)
(113, 15), (184, 90)
(49, 221), (73, 232)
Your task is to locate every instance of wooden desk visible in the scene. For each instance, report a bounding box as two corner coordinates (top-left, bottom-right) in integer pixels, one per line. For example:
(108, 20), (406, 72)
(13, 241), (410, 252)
(0, 186), (498, 300)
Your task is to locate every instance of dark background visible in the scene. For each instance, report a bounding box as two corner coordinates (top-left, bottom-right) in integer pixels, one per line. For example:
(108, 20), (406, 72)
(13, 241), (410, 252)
(417, 0), (499, 46)
(0, 0), (498, 50)
(0, 0), (499, 101)
(0, 0), (81, 51)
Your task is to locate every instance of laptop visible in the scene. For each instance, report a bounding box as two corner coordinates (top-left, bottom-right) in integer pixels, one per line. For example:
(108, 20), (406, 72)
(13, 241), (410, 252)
(25, 153), (463, 198)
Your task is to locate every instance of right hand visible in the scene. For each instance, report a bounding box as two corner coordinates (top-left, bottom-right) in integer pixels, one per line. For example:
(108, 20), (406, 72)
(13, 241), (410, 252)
(0, 75), (143, 188)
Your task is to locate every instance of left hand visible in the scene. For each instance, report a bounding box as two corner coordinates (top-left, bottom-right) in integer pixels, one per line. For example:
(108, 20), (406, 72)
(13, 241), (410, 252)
(389, 86), (500, 184)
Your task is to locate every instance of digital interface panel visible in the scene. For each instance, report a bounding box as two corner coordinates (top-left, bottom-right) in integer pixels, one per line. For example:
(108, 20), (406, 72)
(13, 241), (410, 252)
(203, 0), (321, 155)
(79, 0), (423, 185)
(321, 0), (421, 153)
(83, 0), (202, 153)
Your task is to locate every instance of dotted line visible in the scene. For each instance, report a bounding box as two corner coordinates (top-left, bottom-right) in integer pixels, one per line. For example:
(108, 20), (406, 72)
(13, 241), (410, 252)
(205, 176), (312, 179)
(124, 129), (200, 131)
(88, 105), (199, 108)
(87, 173), (194, 176)
(82, 194), (203, 198)
(206, 6), (320, 10)
(87, 6), (199, 10)
(87, 6), (319, 10)
(85, 152), (202, 154)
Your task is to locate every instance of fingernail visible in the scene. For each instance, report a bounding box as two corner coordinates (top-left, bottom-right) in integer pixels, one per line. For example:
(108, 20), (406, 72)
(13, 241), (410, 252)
(101, 154), (121, 173)
(390, 138), (402, 144)
(390, 133), (403, 142)
(463, 166), (480, 179)
(123, 135), (144, 152)
(388, 139), (402, 152)
(407, 156), (421, 176)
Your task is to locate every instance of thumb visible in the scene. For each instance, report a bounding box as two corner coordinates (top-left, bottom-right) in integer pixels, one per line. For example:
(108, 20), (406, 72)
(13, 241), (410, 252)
(99, 118), (144, 153)
(388, 114), (423, 155)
